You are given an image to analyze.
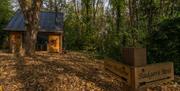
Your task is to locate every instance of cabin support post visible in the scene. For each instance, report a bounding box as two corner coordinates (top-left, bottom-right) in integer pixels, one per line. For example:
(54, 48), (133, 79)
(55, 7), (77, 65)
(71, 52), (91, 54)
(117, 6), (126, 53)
(122, 48), (147, 67)
(9, 32), (23, 55)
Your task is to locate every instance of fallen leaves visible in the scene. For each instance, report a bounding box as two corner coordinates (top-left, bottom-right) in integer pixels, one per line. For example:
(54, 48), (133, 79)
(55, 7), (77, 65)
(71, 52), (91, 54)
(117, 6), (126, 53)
(0, 86), (3, 91)
(0, 51), (179, 91)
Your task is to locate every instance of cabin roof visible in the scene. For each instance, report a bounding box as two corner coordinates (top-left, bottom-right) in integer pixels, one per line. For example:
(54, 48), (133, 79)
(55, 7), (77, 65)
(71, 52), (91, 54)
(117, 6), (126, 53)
(4, 11), (64, 33)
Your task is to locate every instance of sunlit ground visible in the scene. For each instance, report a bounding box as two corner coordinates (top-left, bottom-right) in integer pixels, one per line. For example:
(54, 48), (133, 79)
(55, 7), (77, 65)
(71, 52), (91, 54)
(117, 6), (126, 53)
(0, 51), (128, 91)
(0, 51), (179, 91)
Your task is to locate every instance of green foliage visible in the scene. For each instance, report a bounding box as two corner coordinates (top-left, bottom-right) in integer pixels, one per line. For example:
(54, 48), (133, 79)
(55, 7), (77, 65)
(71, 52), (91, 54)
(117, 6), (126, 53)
(148, 17), (180, 74)
(1, 0), (179, 73)
(0, 0), (12, 28)
(0, 0), (176, 74)
(64, 8), (83, 50)
(122, 28), (147, 47)
(0, 0), (12, 49)
(64, 0), (179, 67)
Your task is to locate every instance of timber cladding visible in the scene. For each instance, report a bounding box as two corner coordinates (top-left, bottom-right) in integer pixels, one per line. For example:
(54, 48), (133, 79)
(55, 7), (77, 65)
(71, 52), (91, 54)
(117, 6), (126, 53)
(104, 60), (174, 90)
(105, 59), (132, 85)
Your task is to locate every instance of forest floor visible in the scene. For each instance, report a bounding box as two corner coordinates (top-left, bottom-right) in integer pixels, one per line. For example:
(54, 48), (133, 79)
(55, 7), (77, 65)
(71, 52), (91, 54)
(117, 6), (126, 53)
(0, 51), (180, 91)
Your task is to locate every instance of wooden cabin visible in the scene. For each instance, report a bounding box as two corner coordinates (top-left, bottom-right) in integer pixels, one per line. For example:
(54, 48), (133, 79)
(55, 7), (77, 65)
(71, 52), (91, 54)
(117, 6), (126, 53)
(3, 11), (64, 53)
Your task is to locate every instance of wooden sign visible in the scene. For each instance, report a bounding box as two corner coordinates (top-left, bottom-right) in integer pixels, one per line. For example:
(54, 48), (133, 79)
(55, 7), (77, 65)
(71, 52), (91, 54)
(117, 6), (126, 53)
(133, 62), (174, 88)
(104, 59), (174, 91)
(104, 59), (132, 85)
(105, 48), (174, 91)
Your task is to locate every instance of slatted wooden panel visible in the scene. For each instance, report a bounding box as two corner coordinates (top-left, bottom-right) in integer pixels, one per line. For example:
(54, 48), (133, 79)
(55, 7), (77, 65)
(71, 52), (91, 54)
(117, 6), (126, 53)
(104, 59), (132, 85)
(48, 34), (62, 53)
(133, 62), (174, 89)
(105, 59), (174, 91)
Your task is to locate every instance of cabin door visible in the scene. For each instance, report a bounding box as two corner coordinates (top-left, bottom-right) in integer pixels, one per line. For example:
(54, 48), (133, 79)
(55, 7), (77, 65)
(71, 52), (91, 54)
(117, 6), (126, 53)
(48, 34), (61, 53)
(36, 34), (48, 51)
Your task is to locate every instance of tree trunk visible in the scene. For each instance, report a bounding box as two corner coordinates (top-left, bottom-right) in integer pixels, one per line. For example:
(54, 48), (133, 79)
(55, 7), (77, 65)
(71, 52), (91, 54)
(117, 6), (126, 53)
(25, 28), (38, 56)
(49, 0), (53, 10)
(18, 0), (42, 56)
(147, 0), (153, 32)
(116, 6), (121, 32)
(129, 0), (133, 26)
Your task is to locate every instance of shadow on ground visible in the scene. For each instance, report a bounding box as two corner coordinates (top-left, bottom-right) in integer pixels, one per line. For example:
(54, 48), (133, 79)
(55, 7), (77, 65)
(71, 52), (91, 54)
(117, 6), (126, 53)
(12, 52), (129, 91)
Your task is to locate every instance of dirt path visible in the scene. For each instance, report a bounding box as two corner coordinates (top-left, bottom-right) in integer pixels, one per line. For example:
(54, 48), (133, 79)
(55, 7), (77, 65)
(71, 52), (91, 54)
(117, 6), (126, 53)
(0, 51), (179, 91)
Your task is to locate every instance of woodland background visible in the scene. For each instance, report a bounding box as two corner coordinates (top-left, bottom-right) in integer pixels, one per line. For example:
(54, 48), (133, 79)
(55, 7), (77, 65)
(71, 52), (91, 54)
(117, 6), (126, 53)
(0, 0), (180, 74)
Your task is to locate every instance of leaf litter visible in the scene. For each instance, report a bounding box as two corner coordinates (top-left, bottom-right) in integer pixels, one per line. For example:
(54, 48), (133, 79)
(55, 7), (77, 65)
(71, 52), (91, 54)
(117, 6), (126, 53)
(0, 51), (179, 91)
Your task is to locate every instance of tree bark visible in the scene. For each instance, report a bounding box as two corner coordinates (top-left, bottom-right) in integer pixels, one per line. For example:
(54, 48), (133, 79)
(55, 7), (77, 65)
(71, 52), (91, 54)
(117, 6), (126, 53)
(18, 0), (42, 56)
(147, 0), (153, 33)
(49, 0), (53, 10)
(129, 0), (133, 26)
(114, 0), (121, 32)
(116, 6), (121, 32)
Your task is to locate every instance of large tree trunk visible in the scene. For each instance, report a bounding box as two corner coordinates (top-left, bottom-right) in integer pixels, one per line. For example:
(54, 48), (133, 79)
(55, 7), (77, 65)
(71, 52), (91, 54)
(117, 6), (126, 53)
(147, 0), (153, 33)
(25, 27), (38, 56)
(116, 6), (121, 32)
(18, 0), (42, 56)
(49, 0), (53, 10)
